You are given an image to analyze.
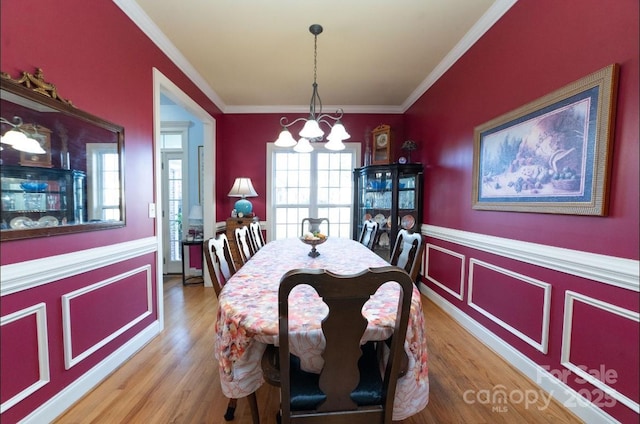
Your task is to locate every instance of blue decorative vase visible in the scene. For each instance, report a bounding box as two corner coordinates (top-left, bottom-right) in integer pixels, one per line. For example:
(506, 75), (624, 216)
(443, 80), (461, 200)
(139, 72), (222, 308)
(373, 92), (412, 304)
(234, 198), (253, 215)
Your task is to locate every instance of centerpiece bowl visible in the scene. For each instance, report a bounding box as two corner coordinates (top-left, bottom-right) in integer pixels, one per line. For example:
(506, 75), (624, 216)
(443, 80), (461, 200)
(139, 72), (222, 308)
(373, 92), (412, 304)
(300, 235), (328, 258)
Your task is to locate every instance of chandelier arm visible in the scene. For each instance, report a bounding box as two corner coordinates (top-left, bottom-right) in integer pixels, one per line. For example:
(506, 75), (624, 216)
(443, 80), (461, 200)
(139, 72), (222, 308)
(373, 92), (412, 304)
(316, 109), (345, 124)
(279, 116), (310, 129)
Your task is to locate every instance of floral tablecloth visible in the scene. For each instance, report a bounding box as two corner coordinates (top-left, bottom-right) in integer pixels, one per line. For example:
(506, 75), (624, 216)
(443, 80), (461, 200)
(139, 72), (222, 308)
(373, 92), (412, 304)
(214, 237), (429, 420)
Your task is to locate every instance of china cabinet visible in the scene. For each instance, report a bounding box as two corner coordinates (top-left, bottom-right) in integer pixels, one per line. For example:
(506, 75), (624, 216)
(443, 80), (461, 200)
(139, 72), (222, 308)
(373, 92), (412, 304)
(1, 165), (86, 236)
(353, 163), (423, 259)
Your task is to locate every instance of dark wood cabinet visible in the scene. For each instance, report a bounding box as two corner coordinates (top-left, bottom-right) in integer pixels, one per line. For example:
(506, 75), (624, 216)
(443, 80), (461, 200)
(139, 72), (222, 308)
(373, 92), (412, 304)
(353, 163), (423, 260)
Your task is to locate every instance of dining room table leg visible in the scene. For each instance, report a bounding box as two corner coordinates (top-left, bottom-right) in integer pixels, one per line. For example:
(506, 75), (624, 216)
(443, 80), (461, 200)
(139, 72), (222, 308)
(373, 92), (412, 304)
(224, 397), (237, 421)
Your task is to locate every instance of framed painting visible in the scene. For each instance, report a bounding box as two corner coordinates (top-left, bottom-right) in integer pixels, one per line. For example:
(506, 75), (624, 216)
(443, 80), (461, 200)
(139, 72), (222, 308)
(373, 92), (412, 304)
(472, 64), (618, 215)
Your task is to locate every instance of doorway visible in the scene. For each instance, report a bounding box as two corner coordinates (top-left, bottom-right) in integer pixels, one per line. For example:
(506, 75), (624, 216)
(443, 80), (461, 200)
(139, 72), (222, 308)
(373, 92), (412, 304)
(153, 68), (216, 326)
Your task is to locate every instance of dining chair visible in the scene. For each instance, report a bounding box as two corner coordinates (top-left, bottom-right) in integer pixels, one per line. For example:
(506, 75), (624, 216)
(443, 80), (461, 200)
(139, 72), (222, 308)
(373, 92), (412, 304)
(204, 234), (260, 422)
(389, 229), (424, 283)
(235, 225), (255, 265)
(358, 219), (379, 250)
(203, 234), (237, 297)
(249, 221), (266, 253)
(300, 217), (330, 236)
(277, 266), (413, 424)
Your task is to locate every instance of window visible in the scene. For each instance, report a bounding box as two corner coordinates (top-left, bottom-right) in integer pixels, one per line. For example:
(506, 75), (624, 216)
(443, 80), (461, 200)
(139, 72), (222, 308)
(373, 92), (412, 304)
(86, 143), (120, 221)
(267, 143), (361, 240)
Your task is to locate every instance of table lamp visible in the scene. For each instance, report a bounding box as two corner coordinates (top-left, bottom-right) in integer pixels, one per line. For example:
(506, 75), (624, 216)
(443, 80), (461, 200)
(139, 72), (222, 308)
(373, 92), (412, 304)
(187, 204), (203, 240)
(227, 177), (258, 215)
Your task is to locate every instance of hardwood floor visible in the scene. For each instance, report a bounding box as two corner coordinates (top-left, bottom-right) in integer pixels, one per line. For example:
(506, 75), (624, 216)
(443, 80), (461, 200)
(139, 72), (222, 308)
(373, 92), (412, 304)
(55, 277), (582, 423)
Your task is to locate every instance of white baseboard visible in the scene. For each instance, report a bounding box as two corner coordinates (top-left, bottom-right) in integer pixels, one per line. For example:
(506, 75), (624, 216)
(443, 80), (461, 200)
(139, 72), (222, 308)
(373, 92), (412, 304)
(420, 284), (619, 424)
(19, 321), (161, 424)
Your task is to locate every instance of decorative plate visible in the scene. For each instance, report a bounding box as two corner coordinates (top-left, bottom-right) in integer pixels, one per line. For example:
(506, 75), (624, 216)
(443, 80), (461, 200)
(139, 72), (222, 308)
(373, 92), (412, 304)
(386, 216), (392, 228)
(401, 214), (415, 230)
(363, 213), (372, 221)
(10, 216), (34, 229)
(39, 215), (59, 227)
(374, 214), (386, 226)
(379, 232), (390, 247)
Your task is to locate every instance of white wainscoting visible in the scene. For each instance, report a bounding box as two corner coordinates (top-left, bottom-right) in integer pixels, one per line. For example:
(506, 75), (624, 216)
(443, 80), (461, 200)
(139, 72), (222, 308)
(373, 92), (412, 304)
(421, 224), (639, 424)
(468, 258), (552, 353)
(562, 291), (640, 413)
(0, 303), (49, 413)
(425, 243), (466, 300)
(62, 265), (153, 369)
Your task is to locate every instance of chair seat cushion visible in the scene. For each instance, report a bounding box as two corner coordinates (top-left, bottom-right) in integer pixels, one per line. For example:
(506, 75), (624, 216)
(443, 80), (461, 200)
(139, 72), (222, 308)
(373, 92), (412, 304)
(290, 341), (383, 411)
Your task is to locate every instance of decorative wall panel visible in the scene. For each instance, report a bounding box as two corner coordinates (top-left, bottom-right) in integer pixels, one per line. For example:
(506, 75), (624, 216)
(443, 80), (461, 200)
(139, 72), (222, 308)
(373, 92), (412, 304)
(561, 291), (640, 412)
(425, 243), (465, 300)
(468, 259), (551, 353)
(0, 303), (49, 412)
(62, 265), (152, 369)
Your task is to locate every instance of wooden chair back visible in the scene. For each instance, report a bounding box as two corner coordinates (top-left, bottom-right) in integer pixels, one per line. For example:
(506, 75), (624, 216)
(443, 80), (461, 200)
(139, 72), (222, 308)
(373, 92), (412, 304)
(203, 234), (237, 297)
(249, 221), (265, 253)
(234, 225), (254, 265)
(389, 229), (424, 283)
(278, 266), (413, 424)
(358, 219), (379, 250)
(301, 217), (330, 236)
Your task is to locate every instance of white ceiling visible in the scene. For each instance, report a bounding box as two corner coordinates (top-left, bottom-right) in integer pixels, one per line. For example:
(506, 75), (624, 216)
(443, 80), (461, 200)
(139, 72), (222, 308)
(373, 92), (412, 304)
(115, 0), (517, 114)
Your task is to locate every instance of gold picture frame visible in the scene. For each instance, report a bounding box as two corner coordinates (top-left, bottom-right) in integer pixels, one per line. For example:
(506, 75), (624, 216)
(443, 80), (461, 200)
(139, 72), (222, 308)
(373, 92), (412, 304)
(372, 124), (391, 165)
(471, 64), (618, 216)
(19, 124), (53, 167)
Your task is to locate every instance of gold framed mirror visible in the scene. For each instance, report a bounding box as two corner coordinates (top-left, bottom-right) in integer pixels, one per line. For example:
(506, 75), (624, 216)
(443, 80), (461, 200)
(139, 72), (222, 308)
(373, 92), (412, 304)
(0, 68), (125, 240)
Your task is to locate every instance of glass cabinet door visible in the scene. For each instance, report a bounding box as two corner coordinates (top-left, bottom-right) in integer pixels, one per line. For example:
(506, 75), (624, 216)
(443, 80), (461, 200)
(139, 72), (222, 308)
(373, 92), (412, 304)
(397, 171), (419, 232)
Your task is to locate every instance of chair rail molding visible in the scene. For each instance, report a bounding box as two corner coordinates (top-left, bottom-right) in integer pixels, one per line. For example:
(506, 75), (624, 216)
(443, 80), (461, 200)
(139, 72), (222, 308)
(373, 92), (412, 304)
(0, 237), (158, 296)
(422, 224), (639, 292)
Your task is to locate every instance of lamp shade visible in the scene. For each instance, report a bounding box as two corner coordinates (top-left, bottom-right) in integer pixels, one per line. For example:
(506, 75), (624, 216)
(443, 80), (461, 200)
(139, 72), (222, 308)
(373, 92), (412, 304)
(228, 177), (258, 215)
(293, 137), (314, 153)
(299, 119), (324, 139)
(188, 205), (203, 221)
(274, 128), (297, 147)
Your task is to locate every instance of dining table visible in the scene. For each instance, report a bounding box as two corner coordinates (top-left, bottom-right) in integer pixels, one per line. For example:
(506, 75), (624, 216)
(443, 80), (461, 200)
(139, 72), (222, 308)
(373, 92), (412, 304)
(214, 237), (429, 421)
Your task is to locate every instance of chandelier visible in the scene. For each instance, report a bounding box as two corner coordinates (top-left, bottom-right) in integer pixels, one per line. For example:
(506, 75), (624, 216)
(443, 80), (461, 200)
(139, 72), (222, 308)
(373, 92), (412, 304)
(274, 24), (350, 153)
(0, 116), (46, 154)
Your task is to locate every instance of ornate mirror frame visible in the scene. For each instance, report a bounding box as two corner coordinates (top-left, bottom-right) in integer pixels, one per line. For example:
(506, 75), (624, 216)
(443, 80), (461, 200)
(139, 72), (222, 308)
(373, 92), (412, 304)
(0, 68), (125, 240)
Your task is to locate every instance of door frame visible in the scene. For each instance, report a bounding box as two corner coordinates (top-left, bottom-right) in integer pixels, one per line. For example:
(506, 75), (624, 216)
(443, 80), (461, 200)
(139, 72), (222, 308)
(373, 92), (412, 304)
(153, 68), (216, 327)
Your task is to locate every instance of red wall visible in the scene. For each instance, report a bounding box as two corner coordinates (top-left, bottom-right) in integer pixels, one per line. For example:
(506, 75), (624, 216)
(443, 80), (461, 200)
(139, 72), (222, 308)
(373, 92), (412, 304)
(405, 0), (639, 260)
(216, 113), (405, 219)
(405, 1), (639, 422)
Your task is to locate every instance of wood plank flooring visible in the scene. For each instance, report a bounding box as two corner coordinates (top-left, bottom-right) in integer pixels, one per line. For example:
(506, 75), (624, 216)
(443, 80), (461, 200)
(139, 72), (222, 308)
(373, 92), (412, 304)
(55, 277), (582, 423)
